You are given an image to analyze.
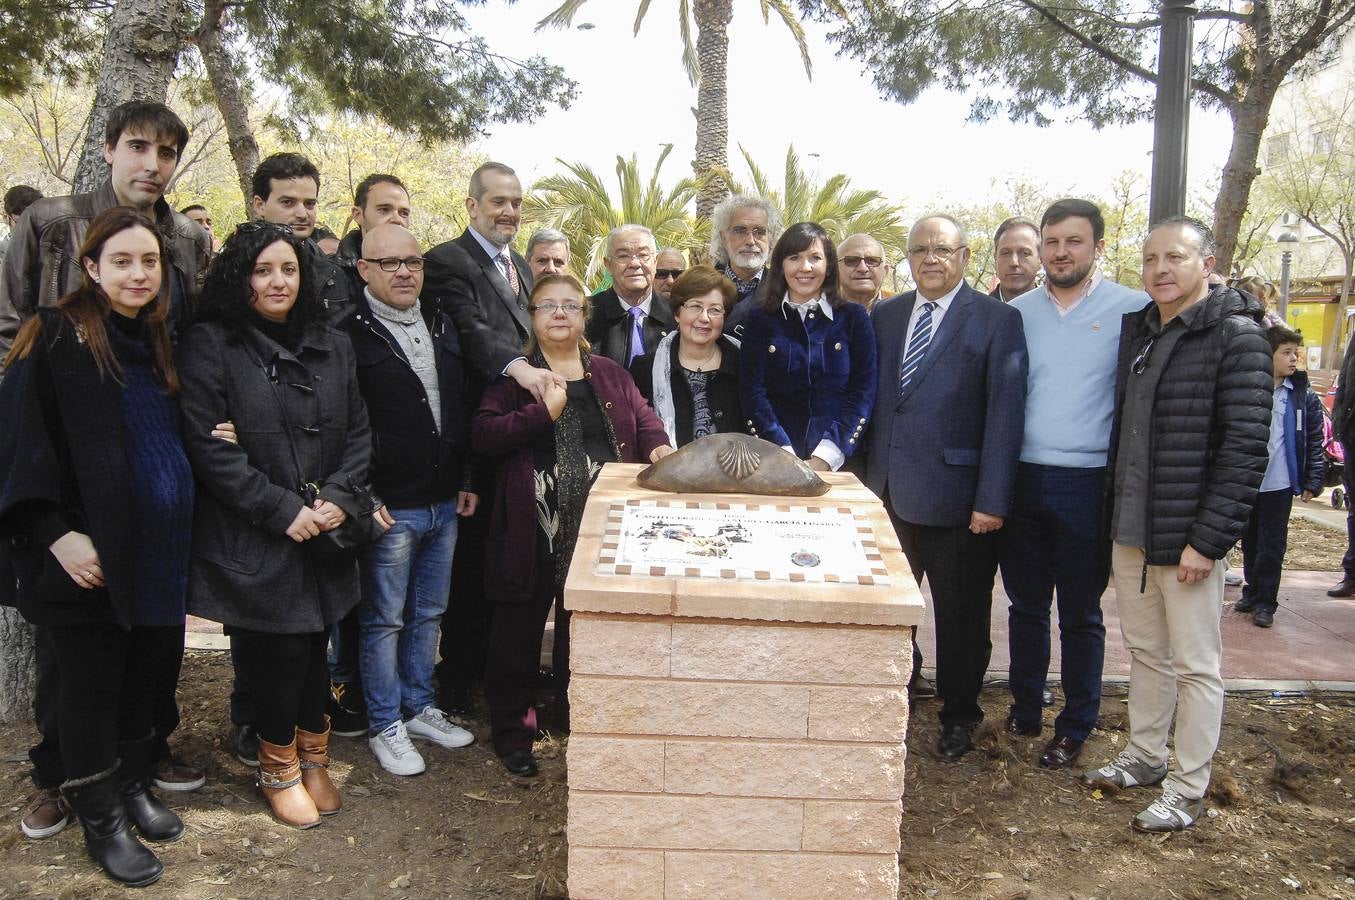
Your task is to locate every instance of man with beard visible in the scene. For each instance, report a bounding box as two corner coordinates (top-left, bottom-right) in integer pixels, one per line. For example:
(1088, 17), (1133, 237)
(710, 195), (781, 339)
(990, 217), (1041, 302)
(999, 199), (1149, 770)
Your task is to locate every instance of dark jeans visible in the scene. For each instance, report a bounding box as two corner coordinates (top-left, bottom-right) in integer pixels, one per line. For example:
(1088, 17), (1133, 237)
(888, 507), (999, 729)
(229, 629), (329, 746)
(47, 623), (182, 781)
(999, 463), (1110, 741)
(484, 558), (569, 756)
(150, 622), (186, 760)
(1343, 439), (1355, 576)
(437, 503), (492, 695)
(1241, 488), (1294, 614)
(328, 609), (362, 690)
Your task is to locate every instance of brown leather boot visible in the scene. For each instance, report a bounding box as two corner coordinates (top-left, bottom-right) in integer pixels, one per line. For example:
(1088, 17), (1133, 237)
(295, 718), (340, 816)
(256, 735), (320, 829)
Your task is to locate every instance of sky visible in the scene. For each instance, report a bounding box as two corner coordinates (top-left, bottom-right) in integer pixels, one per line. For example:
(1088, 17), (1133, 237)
(460, 2), (1237, 211)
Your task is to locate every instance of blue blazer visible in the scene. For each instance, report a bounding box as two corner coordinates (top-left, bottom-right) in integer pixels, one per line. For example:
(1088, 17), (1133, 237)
(739, 299), (877, 460)
(864, 283), (1028, 528)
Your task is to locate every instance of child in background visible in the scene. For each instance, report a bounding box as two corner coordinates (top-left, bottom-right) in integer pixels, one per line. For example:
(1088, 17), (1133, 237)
(1236, 324), (1326, 628)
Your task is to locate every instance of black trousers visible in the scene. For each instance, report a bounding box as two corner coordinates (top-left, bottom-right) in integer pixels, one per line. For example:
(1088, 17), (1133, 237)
(484, 560), (569, 756)
(437, 503), (493, 694)
(1342, 439), (1355, 577)
(889, 509), (999, 729)
(1241, 488), (1294, 614)
(228, 629), (330, 746)
(47, 622), (182, 781)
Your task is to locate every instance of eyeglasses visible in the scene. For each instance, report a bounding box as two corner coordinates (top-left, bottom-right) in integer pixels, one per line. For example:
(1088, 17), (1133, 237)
(530, 302), (584, 316)
(655, 268), (685, 280)
(841, 255), (884, 269)
(679, 303), (725, 318)
(611, 250), (653, 264)
(362, 256), (425, 272)
(1130, 337), (1156, 375)
(730, 226), (769, 240)
(907, 245), (966, 261)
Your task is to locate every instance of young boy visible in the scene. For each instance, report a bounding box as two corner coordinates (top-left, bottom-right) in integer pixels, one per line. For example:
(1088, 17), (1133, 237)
(1236, 324), (1326, 627)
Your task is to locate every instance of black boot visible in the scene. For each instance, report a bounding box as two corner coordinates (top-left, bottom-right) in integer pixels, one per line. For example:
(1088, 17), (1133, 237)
(119, 735), (184, 843)
(62, 765), (164, 887)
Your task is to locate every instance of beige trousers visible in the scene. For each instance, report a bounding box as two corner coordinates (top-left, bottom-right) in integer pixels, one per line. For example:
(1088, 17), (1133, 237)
(1110, 543), (1224, 799)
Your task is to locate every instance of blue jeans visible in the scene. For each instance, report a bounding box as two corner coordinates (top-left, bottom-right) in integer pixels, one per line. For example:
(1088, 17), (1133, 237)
(999, 463), (1110, 741)
(359, 501), (459, 735)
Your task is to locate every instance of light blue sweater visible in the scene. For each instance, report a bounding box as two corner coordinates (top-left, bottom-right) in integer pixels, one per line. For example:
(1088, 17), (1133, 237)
(1012, 278), (1150, 467)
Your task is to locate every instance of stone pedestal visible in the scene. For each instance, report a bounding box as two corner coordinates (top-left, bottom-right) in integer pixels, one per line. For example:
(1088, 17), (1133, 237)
(564, 465), (924, 900)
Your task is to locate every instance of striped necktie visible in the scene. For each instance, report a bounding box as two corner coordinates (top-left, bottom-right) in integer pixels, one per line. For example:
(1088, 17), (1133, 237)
(898, 301), (937, 393)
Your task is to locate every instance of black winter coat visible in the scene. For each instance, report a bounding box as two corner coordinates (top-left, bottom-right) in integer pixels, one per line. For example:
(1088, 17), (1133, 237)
(1106, 286), (1273, 565)
(628, 336), (743, 447)
(177, 320), (371, 633)
(585, 288), (676, 368)
(342, 293), (479, 507)
(0, 311), (145, 628)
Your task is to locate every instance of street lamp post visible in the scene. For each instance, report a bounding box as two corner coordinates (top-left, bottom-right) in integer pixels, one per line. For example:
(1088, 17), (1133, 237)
(1277, 229), (1299, 322)
(1148, 0), (1198, 223)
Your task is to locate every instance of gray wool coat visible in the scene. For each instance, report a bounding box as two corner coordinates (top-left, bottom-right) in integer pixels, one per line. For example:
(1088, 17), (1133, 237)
(176, 320), (372, 633)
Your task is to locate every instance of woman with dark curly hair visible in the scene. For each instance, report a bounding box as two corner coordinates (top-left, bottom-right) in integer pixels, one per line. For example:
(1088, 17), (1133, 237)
(177, 222), (379, 829)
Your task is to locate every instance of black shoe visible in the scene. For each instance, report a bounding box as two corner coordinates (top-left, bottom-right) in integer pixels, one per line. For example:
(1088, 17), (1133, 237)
(1252, 608), (1275, 628)
(1234, 595), (1256, 613)
(1327, 577), (1355, 597)
(233, 724), (259, 767)
(1038, 735), (1085, 769)
(500, 749), (539, 777)
(1041, 686), (1055, 708)
(441, 684), (476, 720)
(118, 738), (184, 843)
(909, 675), (936, 701)
(63, 768), (164, 888)
(936, 724), (973, 761)
(1004, 714), (1040, 737)
(328, 683), (368, 737)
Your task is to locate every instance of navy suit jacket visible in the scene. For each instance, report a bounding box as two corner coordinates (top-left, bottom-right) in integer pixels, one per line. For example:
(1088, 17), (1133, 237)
(864, 282), (1028, 528)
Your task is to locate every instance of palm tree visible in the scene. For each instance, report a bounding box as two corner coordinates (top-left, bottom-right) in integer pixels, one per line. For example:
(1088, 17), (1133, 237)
(524, 144), (710, 287)
(537, 0), (853, 219)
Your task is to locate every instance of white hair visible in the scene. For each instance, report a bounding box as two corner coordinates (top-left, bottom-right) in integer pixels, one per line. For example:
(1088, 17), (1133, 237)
(606, 224), (656, 257)
(708, 195), (782, 267)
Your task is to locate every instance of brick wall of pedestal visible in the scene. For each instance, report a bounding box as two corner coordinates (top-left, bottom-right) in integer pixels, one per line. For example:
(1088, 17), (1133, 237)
(566, 613), (911, 900)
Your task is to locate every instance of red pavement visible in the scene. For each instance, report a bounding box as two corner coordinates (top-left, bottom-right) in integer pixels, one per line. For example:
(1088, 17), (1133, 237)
(912, 569), (1355, 688)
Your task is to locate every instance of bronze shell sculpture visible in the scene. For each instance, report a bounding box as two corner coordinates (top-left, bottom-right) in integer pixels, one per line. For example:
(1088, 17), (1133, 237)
(637, 433), (831, 496)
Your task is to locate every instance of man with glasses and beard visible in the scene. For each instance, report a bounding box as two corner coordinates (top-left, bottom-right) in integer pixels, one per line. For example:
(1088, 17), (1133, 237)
(999, 199), (1149, 771)
(710, 195), (781, 339)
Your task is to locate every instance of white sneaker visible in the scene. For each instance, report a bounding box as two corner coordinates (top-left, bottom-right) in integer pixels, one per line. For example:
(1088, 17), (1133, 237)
(405, 706), (475, 749)
(369, 720), (426, 776)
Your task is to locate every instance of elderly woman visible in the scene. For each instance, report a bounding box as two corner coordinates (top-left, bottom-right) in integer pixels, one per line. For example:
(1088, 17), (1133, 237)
(473, 274), (673, 777)
(738, 222), (877, 471)
(0, 208), (194, 887)
(629, 265), (743, 447)
(177, 222), (379, 830)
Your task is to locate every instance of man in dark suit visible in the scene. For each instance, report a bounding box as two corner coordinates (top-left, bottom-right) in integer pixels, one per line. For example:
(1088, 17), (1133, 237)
(865, 214), (1028, 761)
(585, 224), (675, 367)
(421, 162), (562, 717)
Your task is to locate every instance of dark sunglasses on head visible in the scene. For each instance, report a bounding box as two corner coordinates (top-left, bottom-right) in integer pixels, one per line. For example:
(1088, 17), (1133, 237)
(655, 268), (685, 279)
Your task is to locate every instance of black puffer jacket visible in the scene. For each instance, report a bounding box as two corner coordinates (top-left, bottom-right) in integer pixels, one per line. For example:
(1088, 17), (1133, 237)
(1106, 286), (1273, 565)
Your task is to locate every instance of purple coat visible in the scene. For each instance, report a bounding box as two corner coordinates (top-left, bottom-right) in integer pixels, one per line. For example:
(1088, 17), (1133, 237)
(472, 354), (669, 603)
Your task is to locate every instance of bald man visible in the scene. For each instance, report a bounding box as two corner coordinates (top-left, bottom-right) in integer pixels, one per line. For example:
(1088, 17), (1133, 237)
(838, 233), (890, 309)
(342, 224), (479, 775)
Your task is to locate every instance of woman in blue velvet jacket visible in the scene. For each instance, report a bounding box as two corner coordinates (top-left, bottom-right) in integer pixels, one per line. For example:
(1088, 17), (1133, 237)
(738, 221), (877, 470)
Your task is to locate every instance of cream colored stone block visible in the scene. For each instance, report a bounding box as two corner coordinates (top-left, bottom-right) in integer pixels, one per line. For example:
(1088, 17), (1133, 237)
(570, 615), (672, 678)
(567, 794), (803, 851)
(570, 676), (809, 739)
(670, 578), (913, 627)
(802, 800), (902, 853)
(662, 740), (905, 800)
(567, 847), (664, 899)
(808, 686), (910, 743)
(669, 622), (909, 685)
(664, 851), (899, 899)
(567, 736), (665, 793)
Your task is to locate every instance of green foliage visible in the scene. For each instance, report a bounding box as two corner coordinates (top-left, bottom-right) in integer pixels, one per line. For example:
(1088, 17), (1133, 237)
(0, 0), (101, 97)
(524, 145), (710, 286)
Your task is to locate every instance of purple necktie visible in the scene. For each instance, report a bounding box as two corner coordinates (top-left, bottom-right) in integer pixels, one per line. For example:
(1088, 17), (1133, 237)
(628, 306), (645, 365)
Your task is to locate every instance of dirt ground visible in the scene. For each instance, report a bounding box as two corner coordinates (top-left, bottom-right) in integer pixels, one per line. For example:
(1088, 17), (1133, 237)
(1, 522), (1352, 899)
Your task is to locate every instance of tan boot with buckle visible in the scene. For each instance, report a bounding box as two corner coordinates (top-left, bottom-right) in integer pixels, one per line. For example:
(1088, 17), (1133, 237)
(295, 717), (341, 816)
(256, 735), (320, 829)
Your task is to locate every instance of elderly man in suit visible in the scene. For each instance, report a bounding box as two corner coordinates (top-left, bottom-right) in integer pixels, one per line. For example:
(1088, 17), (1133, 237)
(865, 214), (1028, 761)
(421, 162), (563, 718)
(585, 224), (675, 367)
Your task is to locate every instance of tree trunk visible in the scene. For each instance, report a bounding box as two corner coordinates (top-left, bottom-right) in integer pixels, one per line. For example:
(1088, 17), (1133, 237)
(1210, 83), (1279, 277)
(73, 0), (186, 193)
(195, 0), (258, 220)
(692, 0), (733, 220)
(0, 607), (35, 724)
